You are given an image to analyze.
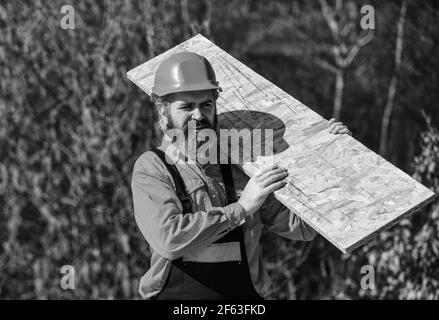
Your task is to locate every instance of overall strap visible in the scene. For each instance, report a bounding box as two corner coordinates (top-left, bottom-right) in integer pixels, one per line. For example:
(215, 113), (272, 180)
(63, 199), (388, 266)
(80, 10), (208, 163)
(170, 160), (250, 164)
(150, 148), (192, 214)
(152, 148), (244, 249)
(215, 164), (245, 244)
(217, 164), (260, 300)
(151, 155), (262, 300)
(219, 164), (237, 204)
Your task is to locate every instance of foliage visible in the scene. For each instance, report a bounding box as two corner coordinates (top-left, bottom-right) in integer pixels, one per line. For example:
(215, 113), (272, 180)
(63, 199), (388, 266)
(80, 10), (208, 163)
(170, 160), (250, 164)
(353, 117), (439, 300)
(0, 0), (159, 299)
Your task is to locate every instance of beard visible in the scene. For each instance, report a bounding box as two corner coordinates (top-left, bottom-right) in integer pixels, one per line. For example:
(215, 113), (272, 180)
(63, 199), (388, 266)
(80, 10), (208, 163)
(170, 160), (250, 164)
(166, 113), (219, 164)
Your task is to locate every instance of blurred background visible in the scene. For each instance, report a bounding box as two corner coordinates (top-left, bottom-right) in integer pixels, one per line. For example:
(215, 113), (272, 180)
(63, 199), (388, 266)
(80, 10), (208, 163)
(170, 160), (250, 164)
(0, 0), (438, 299)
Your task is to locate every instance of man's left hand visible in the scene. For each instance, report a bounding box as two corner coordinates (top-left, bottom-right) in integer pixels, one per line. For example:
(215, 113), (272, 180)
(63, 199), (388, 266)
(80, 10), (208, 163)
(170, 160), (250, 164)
(328, 118), (352, 136)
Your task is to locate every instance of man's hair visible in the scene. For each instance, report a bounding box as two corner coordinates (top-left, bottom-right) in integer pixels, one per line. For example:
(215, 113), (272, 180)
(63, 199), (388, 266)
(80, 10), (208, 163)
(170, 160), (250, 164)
(150, 90), (220, 133)
(150, 93), (171, 133)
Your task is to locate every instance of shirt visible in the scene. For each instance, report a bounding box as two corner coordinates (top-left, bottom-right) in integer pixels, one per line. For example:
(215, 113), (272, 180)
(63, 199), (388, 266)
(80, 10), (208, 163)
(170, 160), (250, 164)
(131, 145), (317, 299)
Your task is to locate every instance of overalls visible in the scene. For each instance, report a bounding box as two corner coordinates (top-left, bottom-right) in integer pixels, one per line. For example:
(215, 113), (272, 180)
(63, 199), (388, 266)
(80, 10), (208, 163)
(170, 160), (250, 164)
(151, 148), (263, 300)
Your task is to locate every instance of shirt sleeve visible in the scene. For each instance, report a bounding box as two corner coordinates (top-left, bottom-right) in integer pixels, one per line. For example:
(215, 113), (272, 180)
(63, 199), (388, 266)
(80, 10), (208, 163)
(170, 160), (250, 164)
(131, 152), (247, 261)
(259, 193), (318, 241)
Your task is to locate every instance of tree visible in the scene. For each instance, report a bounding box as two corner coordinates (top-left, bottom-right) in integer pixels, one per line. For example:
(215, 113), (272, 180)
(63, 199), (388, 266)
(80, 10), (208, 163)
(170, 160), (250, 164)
(379, 1), (408, 157)
(316, 0), (374, 120)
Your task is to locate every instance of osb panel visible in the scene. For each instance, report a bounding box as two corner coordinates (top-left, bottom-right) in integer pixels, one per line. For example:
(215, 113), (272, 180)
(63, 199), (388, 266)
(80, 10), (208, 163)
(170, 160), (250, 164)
(127, 34), (436, 253)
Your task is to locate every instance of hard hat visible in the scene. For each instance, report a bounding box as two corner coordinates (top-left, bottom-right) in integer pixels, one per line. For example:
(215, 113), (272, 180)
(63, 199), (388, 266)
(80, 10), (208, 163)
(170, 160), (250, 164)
(151, 52), (221, 97)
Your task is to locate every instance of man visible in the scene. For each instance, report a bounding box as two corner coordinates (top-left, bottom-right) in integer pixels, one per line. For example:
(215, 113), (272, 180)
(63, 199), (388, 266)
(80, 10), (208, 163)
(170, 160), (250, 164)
(131, 52), (351, 300)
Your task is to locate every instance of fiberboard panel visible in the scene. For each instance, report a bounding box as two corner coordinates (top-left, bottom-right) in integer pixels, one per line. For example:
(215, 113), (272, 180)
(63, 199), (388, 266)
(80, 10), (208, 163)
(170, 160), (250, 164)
(127, 34), (437, 253)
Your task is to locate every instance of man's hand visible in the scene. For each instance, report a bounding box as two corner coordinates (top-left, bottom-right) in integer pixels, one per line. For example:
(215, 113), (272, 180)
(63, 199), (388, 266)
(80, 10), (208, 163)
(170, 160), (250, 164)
(238, 164), (288, 216)
(328, 118), (352, 136)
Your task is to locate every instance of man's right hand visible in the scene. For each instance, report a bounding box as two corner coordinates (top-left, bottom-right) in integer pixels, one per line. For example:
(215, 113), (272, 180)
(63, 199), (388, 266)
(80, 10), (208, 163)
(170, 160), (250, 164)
(238, 164), (289, 216)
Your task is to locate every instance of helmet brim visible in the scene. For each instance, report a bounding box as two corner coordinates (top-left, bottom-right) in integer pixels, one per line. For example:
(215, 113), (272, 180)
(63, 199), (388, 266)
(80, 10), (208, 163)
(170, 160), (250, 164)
(152, 82), (221, 97)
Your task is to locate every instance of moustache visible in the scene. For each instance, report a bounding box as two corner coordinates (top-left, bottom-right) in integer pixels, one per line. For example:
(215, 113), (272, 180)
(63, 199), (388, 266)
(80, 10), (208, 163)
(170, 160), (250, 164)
(195, 123), (211, 130)
(184, 120), (213, 133)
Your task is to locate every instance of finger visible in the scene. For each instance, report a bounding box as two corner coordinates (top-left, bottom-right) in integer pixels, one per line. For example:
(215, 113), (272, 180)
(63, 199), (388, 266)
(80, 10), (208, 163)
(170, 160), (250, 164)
(255, 163), (278, 177)
(328, 122), (343, 133)
(330, 124), (345, 134)
(328, 118), (336, 125)
(332, 124), (345, 131)
(261, 171), (289, 187)
(328, 123), (342, 133)
(259, 167), (288, 181)
(265, 180), (288, 194)
(336, 125), (349, 133)
(334, 128), (351, 135)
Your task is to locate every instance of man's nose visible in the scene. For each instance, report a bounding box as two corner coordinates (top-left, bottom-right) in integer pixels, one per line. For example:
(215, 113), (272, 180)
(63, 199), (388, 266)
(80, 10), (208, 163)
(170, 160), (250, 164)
(190, 107), (204, 121)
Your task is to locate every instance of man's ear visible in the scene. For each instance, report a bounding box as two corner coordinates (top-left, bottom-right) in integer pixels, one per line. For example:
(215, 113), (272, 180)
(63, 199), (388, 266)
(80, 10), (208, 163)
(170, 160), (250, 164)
(159, 106), (169, 129)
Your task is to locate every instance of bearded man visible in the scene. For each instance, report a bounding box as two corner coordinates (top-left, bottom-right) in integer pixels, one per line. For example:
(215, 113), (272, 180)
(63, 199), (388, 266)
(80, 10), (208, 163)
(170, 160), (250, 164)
(131, 52), (351, 300)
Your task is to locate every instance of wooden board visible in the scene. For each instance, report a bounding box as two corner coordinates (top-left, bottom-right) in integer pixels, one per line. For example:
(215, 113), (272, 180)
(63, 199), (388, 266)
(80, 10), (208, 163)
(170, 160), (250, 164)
(127, 34), (437, 253)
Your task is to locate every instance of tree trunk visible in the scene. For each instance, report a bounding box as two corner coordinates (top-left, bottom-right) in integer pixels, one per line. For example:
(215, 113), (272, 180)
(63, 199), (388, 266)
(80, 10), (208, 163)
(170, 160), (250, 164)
(379, 1), (407, 156)
(202, 0), (213, 39)
(180, 0), (191, 38)
(333, 70), (344, 120)
(144, 0), (155, 59)
(380, 76), (398, 156)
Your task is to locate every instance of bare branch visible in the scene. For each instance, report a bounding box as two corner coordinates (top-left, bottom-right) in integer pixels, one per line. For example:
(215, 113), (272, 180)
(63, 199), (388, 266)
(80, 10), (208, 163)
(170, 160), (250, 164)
(343, 43), (360, 67)
(335, 0), (343, 12)
(143, 0), (155, 58)
(332, 45), (343, 67)
(180, 0), (194, 37)
(379, 0), (407, 156)
(344, 31), (374, 67)
(340, 20), (353, 38)
(202, 0), (213, 38)
(357, 30), (374, 47)
(314, 58), (340, 74)
(319, 0), (339, 41)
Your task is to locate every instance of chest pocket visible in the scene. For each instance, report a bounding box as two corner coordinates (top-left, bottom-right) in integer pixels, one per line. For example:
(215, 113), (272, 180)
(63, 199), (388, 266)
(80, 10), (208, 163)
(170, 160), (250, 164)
(183, 178), (211, 212)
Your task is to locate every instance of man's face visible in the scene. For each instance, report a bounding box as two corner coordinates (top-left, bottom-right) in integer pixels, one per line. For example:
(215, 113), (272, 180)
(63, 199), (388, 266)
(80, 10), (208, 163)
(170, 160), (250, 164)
(166, 90), (218, 135)
(162, 90), (219, 163)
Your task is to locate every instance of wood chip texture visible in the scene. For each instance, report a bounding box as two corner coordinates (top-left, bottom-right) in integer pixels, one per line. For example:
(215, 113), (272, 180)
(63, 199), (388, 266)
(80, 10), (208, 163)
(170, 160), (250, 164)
(127, 34), (437, 253)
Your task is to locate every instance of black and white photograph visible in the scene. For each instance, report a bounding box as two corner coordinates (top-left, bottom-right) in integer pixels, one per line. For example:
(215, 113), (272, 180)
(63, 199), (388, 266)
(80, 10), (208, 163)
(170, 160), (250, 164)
(1, 0), (438, 312)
